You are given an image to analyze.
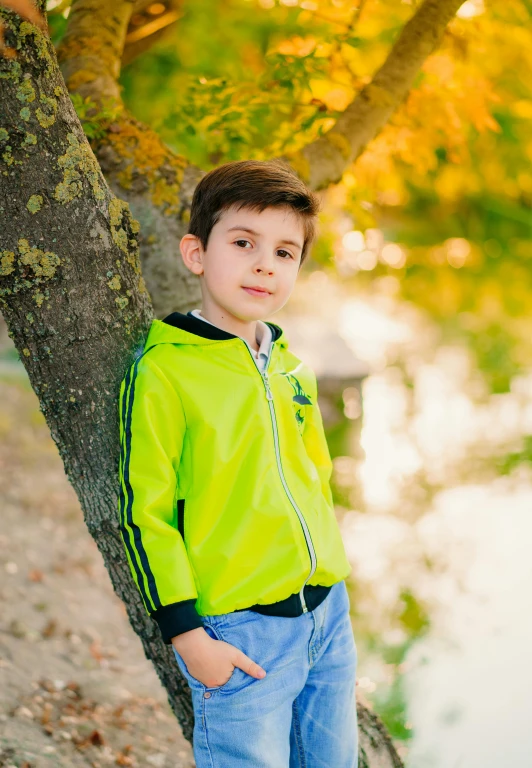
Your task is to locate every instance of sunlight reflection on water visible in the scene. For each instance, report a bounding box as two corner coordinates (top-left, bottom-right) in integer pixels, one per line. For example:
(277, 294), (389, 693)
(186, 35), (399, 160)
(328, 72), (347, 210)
(335, 291), (532, 767)
(404, 481), (532, 768)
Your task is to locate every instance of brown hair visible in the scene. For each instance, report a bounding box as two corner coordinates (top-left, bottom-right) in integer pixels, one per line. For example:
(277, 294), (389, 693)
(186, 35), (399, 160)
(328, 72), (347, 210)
(188, 159), (320, 265)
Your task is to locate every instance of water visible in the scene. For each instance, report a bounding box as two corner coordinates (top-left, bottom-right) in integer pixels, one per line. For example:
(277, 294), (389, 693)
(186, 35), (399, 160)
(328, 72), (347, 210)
(281, 271), (532, 766)
(403, 481), (532, 767)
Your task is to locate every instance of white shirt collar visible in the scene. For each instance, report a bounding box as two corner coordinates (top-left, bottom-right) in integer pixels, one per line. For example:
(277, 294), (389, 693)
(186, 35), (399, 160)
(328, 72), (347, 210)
(189, 309), (272, 368)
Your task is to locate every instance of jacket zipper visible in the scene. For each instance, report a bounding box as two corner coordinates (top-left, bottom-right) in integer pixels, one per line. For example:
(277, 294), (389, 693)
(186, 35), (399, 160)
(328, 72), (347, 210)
(242, 339), (317, 614)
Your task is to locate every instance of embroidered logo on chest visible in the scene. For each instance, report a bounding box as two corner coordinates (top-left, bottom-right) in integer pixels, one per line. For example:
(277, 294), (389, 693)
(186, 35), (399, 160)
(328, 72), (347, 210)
(282, 373), (312, 433)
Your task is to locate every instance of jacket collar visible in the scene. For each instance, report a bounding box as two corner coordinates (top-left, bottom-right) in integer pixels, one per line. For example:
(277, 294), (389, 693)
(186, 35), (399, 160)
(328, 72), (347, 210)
(162, 311), (284, 343)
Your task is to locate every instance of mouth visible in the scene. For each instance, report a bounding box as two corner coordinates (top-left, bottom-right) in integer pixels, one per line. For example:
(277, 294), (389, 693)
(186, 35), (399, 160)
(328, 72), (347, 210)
(242, 286), (272, 297)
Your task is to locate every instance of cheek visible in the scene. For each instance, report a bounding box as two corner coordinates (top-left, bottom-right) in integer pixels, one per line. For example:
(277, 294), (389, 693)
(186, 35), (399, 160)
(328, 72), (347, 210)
(204, 249), (236, 287)
(277, 268), (298, 296)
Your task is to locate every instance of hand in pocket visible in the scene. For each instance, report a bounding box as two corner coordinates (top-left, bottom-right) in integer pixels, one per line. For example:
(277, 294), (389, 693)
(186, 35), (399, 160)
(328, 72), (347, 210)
(172, 626), (266, 689)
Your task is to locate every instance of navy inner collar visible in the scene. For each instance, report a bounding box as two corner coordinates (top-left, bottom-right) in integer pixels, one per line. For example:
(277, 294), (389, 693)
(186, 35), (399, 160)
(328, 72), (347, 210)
(161, 311), (283, 342)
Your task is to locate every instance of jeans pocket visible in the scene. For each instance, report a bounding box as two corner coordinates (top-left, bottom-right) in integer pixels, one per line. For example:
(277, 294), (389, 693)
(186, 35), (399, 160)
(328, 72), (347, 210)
(202, 623), (237, 691)
(172, 625), (238, 692)
(172, 645), (204, 689)
(206, 614), (266, 695)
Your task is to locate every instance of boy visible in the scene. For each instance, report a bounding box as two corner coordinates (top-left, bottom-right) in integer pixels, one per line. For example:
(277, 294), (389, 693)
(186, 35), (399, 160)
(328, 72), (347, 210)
(118, 159), (358, 767)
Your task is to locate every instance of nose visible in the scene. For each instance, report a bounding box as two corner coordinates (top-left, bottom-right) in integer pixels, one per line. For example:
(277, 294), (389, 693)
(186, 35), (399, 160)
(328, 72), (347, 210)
(255, 265), (274, 275)
(254, 251), (275, 276)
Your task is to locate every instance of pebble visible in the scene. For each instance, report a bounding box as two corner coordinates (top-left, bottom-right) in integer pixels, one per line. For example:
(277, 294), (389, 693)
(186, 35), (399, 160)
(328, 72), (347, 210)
(147, 754), (167, 767)
(14, 706), (33, 719)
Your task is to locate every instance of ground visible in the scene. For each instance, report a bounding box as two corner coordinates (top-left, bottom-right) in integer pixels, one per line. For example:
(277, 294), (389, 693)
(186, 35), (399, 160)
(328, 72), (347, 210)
(0, 355), (195, 768)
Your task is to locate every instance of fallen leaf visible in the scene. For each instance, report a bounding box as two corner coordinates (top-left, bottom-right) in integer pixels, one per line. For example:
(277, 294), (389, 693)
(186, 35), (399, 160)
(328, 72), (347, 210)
(28, 568), (44, 582)
(41, 619), (57, 638)
(89, 640), (104, 663)
(116, 754), (134, 766)
(90, 729), (105, 746)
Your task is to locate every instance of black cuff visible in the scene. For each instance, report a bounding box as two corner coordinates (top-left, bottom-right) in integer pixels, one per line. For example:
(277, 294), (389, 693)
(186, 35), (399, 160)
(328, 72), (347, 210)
(151, 599), (204, 644)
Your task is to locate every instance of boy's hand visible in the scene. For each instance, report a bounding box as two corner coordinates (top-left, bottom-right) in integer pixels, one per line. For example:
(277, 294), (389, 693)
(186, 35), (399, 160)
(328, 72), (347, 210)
(172, 627), (267, 689)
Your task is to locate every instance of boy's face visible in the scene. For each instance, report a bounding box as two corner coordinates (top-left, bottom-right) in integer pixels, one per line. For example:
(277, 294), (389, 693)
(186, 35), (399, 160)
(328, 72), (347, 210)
(180, 204), (305, 324)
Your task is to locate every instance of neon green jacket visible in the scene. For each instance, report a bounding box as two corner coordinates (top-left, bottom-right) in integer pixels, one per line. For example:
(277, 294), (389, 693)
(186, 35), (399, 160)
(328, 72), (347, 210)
(118, 311), (351, 643)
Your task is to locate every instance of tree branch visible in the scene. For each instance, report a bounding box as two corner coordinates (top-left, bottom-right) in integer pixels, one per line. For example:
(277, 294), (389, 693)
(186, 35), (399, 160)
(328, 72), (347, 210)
(56, 0), (135, 104)
(56, 0), (202, 319)
(122, 0), (184, 67)
(56, 0), (184, 98)
(286, 0), (465, 190)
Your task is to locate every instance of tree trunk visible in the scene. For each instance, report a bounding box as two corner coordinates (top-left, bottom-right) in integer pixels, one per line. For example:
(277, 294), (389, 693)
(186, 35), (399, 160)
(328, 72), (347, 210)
(0, 7), (405, 763)
(0, 9), (197, 741)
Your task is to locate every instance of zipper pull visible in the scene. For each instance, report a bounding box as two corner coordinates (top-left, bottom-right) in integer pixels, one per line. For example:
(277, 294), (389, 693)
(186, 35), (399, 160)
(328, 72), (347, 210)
(262, 371), (273, 400)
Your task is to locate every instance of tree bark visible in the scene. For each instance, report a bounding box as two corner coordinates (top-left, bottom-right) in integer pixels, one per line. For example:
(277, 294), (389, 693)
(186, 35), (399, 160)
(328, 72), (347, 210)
(357, 702), (406, 768)
(0, 2), (454, 762)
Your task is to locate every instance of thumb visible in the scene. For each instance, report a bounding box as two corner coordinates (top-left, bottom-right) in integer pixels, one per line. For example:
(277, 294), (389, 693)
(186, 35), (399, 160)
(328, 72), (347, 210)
(233, 649), (267, 680)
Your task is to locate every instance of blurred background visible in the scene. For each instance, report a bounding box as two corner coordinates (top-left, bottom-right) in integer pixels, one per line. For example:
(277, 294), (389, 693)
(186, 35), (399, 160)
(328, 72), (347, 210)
(1, 0), (532, 766)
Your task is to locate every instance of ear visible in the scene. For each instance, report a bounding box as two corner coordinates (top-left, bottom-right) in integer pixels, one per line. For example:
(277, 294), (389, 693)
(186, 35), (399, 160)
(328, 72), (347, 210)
(180, 234), (204, 276)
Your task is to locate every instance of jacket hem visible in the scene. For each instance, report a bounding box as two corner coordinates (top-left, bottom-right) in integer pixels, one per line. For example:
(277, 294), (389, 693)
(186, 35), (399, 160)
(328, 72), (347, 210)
(235, 582), (335, 618)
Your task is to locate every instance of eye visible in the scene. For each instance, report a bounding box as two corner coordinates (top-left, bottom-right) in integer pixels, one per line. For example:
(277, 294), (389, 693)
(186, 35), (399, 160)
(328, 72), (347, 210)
(233, 240), (293, 259)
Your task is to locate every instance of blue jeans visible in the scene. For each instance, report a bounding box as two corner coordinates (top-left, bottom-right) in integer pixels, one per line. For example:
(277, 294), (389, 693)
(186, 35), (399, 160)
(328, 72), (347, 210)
(172, 579), (358, 767)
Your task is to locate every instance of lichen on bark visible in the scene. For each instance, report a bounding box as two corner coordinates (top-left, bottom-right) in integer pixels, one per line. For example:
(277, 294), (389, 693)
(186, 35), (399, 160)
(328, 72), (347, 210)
(0, 251), (15, 276)
(26, 193), (43, 213)
(17, 238), (61, 279)
(36, 91), (58, 127)
(54, 132), (105, 203)
(108, 196), (141, 269)
(17, 20), (54, 71)
(99, 116), (188, 217)
(16, 77), (35, 103)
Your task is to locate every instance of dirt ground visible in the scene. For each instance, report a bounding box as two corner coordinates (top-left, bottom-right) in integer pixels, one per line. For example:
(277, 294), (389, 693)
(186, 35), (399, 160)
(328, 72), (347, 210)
(0, 361), (195, 768)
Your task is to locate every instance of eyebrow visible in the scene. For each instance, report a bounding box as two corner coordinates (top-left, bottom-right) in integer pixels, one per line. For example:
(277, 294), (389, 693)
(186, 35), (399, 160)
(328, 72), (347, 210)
(226, 226), (303, 253)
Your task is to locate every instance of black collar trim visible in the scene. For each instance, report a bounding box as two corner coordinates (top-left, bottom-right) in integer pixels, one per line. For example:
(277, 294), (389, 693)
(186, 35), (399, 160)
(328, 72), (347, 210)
(161, 311), (283, 342)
